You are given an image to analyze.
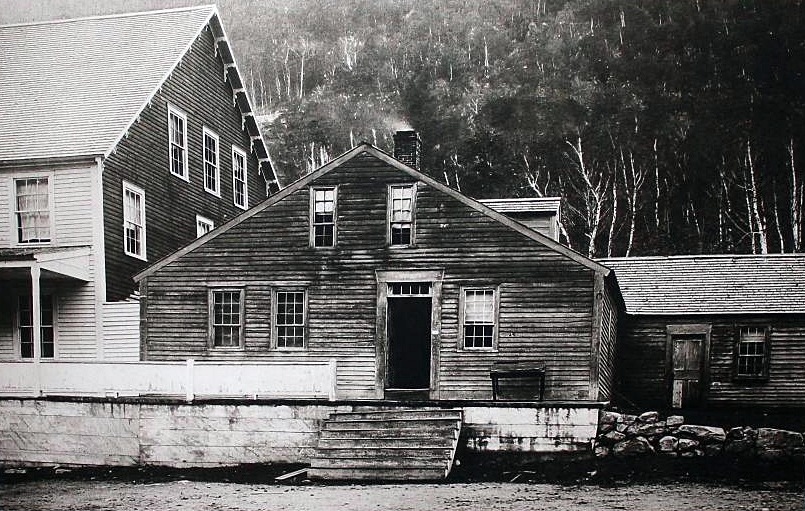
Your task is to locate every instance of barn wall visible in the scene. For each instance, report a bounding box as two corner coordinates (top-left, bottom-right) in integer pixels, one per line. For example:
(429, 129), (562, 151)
(142, 153), (601, 401)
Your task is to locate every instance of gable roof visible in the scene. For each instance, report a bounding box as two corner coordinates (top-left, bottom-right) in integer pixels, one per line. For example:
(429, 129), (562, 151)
(598, 254), (805, 315)
(135, 143), (609, 281)
(0, 6), (278, 185)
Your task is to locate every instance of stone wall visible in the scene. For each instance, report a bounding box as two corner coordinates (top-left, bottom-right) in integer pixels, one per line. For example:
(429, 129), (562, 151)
(595, 410), (805, 461)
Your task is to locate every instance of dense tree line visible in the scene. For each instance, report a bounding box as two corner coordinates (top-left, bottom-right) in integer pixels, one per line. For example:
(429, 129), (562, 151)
(7, 0), (803, 256)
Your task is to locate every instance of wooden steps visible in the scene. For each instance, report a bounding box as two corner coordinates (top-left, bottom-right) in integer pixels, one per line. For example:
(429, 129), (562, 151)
(308, 408), (462, 481)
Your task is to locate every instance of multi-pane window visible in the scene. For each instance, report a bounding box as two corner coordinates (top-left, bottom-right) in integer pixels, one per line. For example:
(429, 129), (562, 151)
(203, 128), (220, 195)
(389, 184), (414, 246)
(14, 177), (51, 244)
(311, 187), (336, 247)
(196, 215), (214, 238)
(168, 105), (188, 180)
(19, 295), (55, 359)
(211, 290), (243, 347)
(232, 146), (248, 209)
(275, 290), (306, 349)
(123, 182), (146, 259)
(463, 289), (496, 349)
(735, 326), (769, 379)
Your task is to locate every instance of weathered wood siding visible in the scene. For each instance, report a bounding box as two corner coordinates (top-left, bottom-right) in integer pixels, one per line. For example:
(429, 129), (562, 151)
(0, 163), (100, 360)
(143, 153), (599, 400)
(597, 280), (618, 400)
(618, 314), (805, 408)
(102, 24), (266, 302)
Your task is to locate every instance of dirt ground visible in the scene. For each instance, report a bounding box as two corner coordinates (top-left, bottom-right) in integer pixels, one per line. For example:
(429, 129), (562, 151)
(1, 479), (803, 511)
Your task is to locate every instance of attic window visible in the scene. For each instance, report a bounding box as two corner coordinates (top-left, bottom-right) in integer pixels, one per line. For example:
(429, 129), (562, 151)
(388, 184), (416, 246)
(168, 105), (188, 181)
(310, 187), (336, 247)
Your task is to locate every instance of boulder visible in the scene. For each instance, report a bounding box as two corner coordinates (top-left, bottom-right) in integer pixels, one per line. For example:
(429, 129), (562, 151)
(594, 445), (610, 458)
(666, 415), (685, 428)
(756, 428), (804, 453)
(680, 450), (696, 458)
(703, 444), (723, 457)
(600, 411), (621, 424)
(757, 448), (787, 461)
(639, 411), (660, 423)
(601, 430), (627, 444)
(617, 414), (638, 425)
(613, 437), (654, 457)
(599, 421), (615, 434)
(677, 424), (726, 443)
(658, 435), (678, 453)
(616, 422), (630, 433)
(724, 439), (753, 455)
(677, 438), (699, 452)
(636, 421), (667, 437)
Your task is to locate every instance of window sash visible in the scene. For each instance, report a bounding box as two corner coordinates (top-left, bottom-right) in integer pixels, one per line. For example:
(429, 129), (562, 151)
(19, 294), (55, 359)
(196, 215), (214, 238)
(232, 147), (248, 209)
(275, 291), (306, 349)
(15, 177), (51, 244)
(211, 290), (243, 348)
(463, 288), (496, 349)
(123, 184), (145, 258)
(203, 129), (219, 194)
(735, 327), (768, 378)
(389, 184), (414, 246)
(311, 187), (336, 247)
(168, 107), (187, 179)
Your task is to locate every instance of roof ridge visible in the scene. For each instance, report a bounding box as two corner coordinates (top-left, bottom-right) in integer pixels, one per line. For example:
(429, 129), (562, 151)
(599, 253), (805, 261)
(0, 4), (215, 29)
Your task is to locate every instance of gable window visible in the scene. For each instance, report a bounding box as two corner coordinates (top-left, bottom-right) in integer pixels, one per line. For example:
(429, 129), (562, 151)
(168, 105), (188, 180)
(273, 290), (306, 349)
(209, 289), (244, 348)
(734, 326), (770, 380)
(19, 294), (55, 358)
(196, 215), (214, 238)
(14, 177), (51, 244)
(388, 184), (415, 246)
(122, 182), (146, 260)
(310, 187), (336, 247)
(202, 127), (220, 195)
(232, 146), (248, 210)
(461, 288), (497, 349)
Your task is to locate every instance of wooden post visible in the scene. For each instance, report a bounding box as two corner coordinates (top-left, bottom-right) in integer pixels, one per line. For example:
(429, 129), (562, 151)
(31, 265), (42, 396)
(185, 358), (195, 402)
(328, 358), (337, 401)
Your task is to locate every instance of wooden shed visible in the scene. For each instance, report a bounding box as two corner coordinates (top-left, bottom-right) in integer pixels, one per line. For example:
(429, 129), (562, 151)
(600, 255), (805, 412)
(135, 141), (620, 402)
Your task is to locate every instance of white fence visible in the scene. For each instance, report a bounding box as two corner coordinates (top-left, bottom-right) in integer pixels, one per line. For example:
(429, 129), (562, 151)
(0, 359), (337, 401)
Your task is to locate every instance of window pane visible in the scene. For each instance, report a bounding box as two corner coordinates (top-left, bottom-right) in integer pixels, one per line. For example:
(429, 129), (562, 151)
(464, 289), (495, 348)
(204, 132), (219, 192)
(389, 185), (414, 245)
(212, 290), (242, 347)
(736, 327), (767, 377)
(15, 178), (50, 243)
(123, 186), (145, 257)
(276, 291), (305, 348)
(233, 150), (247, 208)
(312, 188), (336, 247)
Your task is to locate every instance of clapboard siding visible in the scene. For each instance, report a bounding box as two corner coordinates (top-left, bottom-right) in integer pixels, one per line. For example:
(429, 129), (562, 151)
(618, 314), (805, 408)
(102, 24), (266, 302)
(103, 299), (141, 361)
(143, 152), (602, 400)
(597, 281), (618, 400)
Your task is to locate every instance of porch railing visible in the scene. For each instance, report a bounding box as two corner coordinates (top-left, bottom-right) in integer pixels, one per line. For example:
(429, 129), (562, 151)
(0, 359), (338, 401)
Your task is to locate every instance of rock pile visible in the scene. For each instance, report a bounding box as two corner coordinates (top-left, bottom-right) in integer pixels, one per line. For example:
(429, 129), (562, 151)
(595, 411), (805, 461)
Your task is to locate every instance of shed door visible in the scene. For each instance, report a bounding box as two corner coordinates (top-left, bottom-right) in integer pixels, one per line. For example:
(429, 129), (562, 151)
(671, 335), (705, 408)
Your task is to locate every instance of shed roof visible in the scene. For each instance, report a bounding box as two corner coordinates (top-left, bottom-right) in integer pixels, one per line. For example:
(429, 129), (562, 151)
(0, 5), (278, 184)
(598, 254), (805, 315)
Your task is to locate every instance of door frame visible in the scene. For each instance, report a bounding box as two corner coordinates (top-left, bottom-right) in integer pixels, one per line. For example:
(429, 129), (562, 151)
(375, 270), (443, 400)
(665, 323), (712, 408)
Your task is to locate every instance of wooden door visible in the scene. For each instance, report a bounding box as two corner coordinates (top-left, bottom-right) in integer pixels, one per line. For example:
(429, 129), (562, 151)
(671, 335), (705, 408)
(386, 297), (432, 390)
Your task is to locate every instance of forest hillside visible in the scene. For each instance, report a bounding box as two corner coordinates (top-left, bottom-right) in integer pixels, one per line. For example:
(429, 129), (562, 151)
(4, 0), (804, 256)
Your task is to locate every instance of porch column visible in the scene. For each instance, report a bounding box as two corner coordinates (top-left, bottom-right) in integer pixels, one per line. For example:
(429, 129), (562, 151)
(31, 264), (41, 360)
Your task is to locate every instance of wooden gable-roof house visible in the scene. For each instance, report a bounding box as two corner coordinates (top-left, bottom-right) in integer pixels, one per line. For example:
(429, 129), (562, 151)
(0, 6), (278, 363)
(136, 135), (620, 402)
(600, 255), (805, 412)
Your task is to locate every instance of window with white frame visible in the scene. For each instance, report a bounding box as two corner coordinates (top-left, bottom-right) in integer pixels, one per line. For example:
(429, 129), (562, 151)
(168, 105), (188, 180)
(311, 187), (336, 247)
(14, 177), (51, 244)
(274, 290), (306, 349)
(18, 294), (55, 359)
(232, 146), (248, 209)
(462, 288), (496, 349)
(735, 326), (770, 380)
(389, 184), (415, 246)
(122, 182), (146, 259)
(210, 289), (243, 348)
(203, 127), (220, 195)
(196, 215), (214, 238)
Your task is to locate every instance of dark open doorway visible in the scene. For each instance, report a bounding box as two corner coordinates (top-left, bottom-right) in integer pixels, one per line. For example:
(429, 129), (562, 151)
(386, 296), (432, 390)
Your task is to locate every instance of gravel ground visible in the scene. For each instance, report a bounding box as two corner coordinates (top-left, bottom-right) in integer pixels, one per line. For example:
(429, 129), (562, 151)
(1, 480), (803, 511)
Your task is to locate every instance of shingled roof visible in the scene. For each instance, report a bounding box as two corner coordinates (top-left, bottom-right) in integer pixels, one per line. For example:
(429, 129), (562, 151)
(0, 6), (277, 184)
(599, 254), (805, 315)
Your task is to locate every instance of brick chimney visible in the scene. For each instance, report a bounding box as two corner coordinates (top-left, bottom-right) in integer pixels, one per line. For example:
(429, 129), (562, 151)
(393, 130), (421, 170)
